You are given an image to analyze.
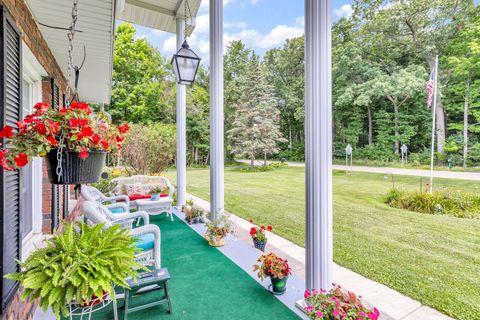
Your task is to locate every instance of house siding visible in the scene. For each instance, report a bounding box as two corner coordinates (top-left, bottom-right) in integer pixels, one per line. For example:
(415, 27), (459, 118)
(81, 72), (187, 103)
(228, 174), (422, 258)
(0, 0), (68, 318)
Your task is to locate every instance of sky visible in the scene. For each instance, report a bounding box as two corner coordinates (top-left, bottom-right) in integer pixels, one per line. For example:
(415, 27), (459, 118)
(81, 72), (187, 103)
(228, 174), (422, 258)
(133, 0), (353, 60)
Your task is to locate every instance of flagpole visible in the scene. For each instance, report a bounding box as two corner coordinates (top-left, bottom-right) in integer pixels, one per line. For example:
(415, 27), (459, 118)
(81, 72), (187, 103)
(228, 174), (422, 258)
(429, 55), (439, 194)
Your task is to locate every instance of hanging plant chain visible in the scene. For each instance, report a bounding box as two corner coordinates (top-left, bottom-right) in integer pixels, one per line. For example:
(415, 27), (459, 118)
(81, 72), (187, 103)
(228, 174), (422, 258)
(56, 0), (80, 180)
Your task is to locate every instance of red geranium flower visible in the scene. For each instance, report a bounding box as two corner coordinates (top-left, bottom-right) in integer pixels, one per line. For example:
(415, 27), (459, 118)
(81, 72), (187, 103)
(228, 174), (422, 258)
(48, 121), (60, 134)
(90, 133), (101, 145)
(46, 135), (57, 146)
(249, 219), (253, 223)
(0, 126), (13, 138)
(101, 140), (109, 150)
(0, 150), (7, 160)
(250, 227), (257, 235)
(260, 226), (265, 230)
(33, 102), (49, 115)
(80, 126), (94, 137)
(267, 226), (273, 231)
(118, 123), (130, 134)
(70, 102), (91, 114)
(79, 148), (89, 159)
(14, 153), (29, 167)
(115, 135), (124, 143)
(34, 123), (47, 135)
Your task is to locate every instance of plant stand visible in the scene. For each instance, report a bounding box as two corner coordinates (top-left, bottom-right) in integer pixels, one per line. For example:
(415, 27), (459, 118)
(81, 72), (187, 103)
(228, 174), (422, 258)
(124, 268), (172, 320)
(67, 293), (118, 320)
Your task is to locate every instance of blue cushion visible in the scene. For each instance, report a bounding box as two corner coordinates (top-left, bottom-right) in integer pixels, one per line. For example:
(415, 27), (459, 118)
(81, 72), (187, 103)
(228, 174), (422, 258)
(135, 233), (155, 251)
(108, 207), (124, 214)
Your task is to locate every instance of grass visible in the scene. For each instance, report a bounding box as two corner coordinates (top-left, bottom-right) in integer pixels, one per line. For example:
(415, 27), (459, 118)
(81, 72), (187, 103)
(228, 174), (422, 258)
(165, 167), (480, 320)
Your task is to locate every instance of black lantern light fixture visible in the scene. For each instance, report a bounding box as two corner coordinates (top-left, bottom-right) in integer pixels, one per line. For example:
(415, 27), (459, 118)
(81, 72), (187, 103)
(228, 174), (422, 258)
(171, 0), (201, 85)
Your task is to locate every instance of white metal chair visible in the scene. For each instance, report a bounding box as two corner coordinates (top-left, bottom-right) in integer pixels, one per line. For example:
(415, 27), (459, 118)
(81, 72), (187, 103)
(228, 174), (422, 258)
(81, 185), (130, 213)
(82, 201), (161, 269)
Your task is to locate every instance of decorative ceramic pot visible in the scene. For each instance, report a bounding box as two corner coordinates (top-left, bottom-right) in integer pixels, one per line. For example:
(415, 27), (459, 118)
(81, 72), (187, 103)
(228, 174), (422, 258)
(270, 276), (288, 295)
(151, 193), (160, 201)
(206, 234), (225, 247)
(45, 149), (106, 185)
(253, 240), (266, 252)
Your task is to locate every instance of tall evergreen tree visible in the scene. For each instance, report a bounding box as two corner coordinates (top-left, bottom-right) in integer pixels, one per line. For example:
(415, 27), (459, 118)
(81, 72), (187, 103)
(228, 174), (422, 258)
(228, 54), (286, 165)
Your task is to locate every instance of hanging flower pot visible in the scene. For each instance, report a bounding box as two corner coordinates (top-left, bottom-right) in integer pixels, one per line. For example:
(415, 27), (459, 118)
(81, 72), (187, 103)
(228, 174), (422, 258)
(45, 149), (106, 185)
(0, 102), (130, 185)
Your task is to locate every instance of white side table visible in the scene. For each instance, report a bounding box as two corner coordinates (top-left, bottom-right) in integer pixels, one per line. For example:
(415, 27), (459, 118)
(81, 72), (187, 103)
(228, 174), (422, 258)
(136, 198), (173, 221)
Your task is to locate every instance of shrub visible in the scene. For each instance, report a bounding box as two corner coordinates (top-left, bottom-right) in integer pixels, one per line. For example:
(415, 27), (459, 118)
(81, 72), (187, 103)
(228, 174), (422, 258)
(121, 123), (176, 174)
(385, 188), (480, 218)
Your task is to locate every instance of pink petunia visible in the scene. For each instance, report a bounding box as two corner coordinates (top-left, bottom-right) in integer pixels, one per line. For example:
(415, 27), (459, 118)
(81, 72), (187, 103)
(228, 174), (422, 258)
(315, 310), (323, 319)
(304, 290), (311, 299)
(333, 309), (340, 317)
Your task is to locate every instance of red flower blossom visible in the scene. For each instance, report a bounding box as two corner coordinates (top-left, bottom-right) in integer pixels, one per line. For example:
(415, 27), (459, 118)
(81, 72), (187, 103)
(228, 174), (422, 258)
(115, 135), (124, 143)
(33, 102), (49, 115)
(0, 150), (7, 160)
(59, 108), (68, 113)
(79, 148), (89, 159)
(267, 226), (273, 231)
(0, 126), (13, 138)
(249, 219), (253, 223)
(70, 102), (91, 114)
(34, 123), (47, 135)
(260, 226), (265, 230)
(48, 121), (60, 134)
(80, 126), (94, 137)
(250, 227), (257, 235)
(14, 153), (29, 167)
(46, 135), (57, 146)
(118, 123), (130, 133)
(90, 133), (101, 145)
(101, 140), (109, 150)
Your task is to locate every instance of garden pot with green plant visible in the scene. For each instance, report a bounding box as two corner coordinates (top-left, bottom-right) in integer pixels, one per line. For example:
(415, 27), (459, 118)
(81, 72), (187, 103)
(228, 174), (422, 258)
(249, 220), (272, 252)
(253, 253), (291, 295)
(303, 285), (380, 320)
(149, 186), (164, 200)
(0, 102), (129, 184)
(4, 222), (145, 319)
(204, 212), (231, 246)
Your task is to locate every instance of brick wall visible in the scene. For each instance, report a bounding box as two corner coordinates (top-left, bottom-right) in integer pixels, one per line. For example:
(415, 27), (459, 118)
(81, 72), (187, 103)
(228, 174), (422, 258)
(0, 0), (68, 318)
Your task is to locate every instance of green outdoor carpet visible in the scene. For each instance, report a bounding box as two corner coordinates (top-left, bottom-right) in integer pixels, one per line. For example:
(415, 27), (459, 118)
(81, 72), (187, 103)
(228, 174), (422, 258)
(80, 215), (300, 320)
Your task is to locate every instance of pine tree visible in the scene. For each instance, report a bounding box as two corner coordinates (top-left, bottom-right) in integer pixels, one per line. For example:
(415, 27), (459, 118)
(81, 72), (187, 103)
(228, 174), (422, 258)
(228, 54), (286, 166)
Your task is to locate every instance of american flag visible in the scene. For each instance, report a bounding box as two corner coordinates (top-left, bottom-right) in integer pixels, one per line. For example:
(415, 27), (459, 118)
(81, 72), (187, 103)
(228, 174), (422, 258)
(426, 70), (435, 107)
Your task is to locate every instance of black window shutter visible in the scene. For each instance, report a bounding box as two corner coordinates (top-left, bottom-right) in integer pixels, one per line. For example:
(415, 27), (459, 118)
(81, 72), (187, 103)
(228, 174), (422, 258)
(0, 7), (22, 311)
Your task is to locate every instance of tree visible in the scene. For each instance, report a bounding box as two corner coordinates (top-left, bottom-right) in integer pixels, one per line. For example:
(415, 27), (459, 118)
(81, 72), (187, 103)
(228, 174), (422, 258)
(353, 0), (476, 154)
(228, 54), (286, 165)
(444, 10), (480, 168)
(110, 23), (175, 124)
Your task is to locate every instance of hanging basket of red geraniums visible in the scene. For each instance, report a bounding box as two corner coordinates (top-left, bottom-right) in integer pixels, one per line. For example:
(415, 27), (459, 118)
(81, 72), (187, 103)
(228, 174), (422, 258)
(0, 102), (130, 185)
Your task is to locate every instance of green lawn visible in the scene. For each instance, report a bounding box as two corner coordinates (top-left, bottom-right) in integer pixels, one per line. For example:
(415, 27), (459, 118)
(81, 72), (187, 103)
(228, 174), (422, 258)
(165, 167), (480, 319)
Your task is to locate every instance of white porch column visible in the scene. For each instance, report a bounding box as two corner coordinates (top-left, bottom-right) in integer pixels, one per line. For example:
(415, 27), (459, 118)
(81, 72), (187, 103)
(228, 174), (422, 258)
(209, 0), (224, 221)
(305, 0), (333, 291)
(176, 18), (187, 207)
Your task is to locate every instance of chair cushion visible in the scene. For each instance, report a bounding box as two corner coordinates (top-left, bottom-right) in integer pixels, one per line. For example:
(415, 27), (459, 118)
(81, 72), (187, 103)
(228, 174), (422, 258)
(129, 194), (152, 201)
(135, 233), (155, 251)
(108, 207), (124, 214)
(160, 193), (168, 197)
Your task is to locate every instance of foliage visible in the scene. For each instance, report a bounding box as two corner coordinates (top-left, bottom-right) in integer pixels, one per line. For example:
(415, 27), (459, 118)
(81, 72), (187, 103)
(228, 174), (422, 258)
(0, 102), (129, 170)
(227, 53), (287, 162)
(385, 188), (480, 218)
(121, 123), (176, 174)
(4, 222), (144, 319)
(304, 285), (379, 320)
(110, 23), (175, 124)
(253, 253), (291, 281)
(237, 162), (288, 173)
(249, 221), (272, 243)
(205, 213), (231, 239)
(148, 186), (165, 195)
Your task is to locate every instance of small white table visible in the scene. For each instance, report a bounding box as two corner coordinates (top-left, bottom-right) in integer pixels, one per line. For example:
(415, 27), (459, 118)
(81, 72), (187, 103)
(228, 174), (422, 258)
(135, 197), (173, 221)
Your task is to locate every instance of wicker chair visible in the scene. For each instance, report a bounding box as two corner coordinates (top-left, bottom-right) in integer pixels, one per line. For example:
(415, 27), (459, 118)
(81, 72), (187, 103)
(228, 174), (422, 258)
(81, 185), (130, 213)
(82, 201), (160, 268)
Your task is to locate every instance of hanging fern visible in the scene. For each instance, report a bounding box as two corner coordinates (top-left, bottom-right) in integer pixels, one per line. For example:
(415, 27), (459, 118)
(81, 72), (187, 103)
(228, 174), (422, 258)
(5, 222), (146, 319)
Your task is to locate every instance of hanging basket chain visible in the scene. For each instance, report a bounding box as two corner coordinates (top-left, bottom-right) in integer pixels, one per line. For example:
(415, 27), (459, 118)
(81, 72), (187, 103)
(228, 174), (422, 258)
(56, 0), (80, 181)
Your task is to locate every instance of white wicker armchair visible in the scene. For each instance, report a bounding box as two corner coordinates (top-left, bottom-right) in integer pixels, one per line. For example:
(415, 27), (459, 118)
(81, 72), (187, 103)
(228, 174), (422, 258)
(81, 185), (130, 212)
(82, 201), (161, 268)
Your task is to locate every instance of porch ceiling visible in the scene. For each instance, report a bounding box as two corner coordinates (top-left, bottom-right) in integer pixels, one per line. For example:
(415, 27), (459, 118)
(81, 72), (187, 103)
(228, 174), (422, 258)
(116, 0), (202, 35)
(26, 0), (115, 104)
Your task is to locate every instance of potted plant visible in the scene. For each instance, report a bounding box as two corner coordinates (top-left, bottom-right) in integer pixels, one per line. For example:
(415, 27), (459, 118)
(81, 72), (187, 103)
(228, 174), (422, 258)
(149, 186), (164, 200)
(303, 285), (380, 320)
(253, 253), (292, 295)
(249, 220), (272, 252)
(4, 222), (145, 319)
(0, 102), (129, 184)
(204, 212), (231, 247)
